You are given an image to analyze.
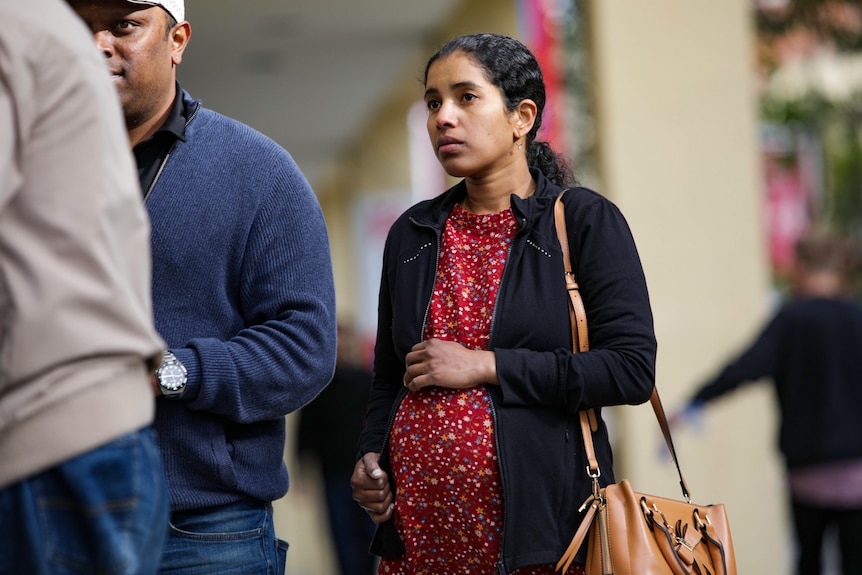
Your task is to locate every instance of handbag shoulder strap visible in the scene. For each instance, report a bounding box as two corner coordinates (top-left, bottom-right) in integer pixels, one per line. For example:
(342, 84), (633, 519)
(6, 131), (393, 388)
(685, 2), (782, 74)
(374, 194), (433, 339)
(553, 193), (601, 477)
(553, 193), (692, 501)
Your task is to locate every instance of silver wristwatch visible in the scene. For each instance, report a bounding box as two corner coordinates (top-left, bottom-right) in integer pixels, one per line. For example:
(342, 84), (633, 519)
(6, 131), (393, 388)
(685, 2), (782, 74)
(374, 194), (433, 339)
(157, 351), (187, 398)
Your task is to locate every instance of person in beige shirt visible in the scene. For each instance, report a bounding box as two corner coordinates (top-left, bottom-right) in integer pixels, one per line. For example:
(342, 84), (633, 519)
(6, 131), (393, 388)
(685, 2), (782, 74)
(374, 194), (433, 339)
(0, 0), (168, 573)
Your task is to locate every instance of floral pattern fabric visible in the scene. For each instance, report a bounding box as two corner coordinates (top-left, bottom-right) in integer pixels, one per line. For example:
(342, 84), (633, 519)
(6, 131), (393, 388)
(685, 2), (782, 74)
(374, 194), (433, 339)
(379, 204), (583, 575)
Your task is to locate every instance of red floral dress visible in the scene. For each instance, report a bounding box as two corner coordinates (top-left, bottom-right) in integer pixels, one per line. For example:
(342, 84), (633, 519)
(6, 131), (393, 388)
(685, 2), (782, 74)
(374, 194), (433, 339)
(378, 204), (584, 575)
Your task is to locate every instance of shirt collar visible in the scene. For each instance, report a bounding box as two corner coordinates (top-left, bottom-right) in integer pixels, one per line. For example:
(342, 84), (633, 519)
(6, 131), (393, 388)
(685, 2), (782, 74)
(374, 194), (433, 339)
(157, 82), (188, 142)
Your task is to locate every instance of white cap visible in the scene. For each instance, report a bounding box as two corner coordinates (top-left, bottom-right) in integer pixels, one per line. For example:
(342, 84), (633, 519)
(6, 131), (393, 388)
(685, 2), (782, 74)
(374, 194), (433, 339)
(127, 0), (184, 23)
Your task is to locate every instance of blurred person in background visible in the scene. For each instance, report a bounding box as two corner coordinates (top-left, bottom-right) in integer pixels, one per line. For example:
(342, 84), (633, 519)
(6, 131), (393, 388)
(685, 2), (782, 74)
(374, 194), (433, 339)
(66, 1), (337, 573)
(350, 33), (656, 574)
(297, 324), (377, 575)
(0, 0), (168, 572)
(672, 229), (862, 575)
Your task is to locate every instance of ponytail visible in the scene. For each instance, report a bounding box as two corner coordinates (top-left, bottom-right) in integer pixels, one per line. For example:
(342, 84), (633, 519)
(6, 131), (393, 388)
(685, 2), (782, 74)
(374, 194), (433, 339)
(527, 140), (576, 188)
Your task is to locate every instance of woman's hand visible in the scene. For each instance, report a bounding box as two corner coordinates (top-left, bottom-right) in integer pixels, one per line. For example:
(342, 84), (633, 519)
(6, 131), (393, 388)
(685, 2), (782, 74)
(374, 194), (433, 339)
(402, 338), (497, 392)
(351, 452), (393, 524)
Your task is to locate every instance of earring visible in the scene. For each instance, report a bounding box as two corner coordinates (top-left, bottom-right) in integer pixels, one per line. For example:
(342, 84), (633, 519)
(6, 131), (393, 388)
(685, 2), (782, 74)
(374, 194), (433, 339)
(517, 142), (523, 151)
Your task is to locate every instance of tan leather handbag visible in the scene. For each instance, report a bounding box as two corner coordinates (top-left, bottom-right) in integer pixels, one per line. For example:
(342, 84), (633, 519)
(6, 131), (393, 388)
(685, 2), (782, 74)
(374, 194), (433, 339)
(553, 194), (737, 575)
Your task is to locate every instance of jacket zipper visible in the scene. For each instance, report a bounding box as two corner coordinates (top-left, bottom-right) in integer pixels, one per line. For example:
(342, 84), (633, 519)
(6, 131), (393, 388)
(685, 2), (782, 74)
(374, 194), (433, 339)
(487, 217), (526, 340)
(377, 218), (442, 508)
(143, 101), (201, 202)
(492, 385), (507, 575)
(492, 218), (527, 574)
(417, 218), (442, 340)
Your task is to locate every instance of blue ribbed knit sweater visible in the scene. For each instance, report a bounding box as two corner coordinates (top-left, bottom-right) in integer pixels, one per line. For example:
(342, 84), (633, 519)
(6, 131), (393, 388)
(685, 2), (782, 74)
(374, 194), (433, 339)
(147, 91), (337, 511)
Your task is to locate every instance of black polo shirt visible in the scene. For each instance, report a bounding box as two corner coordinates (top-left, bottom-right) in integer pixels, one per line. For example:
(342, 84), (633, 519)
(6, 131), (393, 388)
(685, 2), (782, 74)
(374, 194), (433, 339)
(133, 83), (188, 198)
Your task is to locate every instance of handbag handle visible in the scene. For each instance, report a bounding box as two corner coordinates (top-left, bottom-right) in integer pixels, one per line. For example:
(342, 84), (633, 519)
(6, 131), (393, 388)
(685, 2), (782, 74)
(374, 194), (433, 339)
(553, 193), (692, 502)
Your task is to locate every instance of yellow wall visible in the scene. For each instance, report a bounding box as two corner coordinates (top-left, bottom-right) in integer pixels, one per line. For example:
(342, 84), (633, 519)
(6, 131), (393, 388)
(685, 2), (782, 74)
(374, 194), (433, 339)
(589, 0), (787, 572)
(285, 0), (788, 573)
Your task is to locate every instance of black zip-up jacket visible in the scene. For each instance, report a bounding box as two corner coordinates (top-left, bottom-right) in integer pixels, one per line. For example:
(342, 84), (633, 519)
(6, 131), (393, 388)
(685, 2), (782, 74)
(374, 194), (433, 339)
(359, 171), (657, 572)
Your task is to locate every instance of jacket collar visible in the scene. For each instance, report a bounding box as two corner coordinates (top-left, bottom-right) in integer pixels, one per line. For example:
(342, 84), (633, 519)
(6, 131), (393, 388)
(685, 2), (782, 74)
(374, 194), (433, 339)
(409, 169), (564, 230)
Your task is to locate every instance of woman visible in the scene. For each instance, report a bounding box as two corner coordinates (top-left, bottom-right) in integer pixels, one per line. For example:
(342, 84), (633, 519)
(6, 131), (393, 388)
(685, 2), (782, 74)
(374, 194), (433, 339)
(351, 33), (657, 574)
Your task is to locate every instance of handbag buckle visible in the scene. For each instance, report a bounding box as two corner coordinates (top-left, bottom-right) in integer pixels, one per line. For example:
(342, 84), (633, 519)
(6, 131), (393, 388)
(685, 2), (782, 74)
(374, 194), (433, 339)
(588, 471), (602, 501)
(693, 509), (711, 530)
(640, 499), (671, 531)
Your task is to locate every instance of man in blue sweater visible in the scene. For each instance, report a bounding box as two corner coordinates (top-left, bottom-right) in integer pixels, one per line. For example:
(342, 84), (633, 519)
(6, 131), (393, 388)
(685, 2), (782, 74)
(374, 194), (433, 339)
(67, 1), (337, 573)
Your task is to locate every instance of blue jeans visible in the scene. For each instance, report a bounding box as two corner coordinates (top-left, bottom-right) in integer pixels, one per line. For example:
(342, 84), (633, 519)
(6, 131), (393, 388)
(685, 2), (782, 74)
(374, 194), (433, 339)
(0, 428), (169, 575)
(158, 499), (287, 575)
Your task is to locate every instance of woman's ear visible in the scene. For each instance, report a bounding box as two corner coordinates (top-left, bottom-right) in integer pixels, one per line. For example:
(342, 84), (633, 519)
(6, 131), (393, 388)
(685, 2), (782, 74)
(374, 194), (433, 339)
(514, 99), (538, 139)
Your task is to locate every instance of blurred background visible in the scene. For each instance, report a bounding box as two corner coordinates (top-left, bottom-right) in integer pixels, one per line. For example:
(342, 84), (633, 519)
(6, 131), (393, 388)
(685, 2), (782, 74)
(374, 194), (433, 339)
(178, 0), (862, 573)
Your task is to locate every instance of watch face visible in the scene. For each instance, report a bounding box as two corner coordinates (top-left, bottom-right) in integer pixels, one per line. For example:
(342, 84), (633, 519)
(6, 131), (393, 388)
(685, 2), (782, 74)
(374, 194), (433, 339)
(159, 363), (186, 392)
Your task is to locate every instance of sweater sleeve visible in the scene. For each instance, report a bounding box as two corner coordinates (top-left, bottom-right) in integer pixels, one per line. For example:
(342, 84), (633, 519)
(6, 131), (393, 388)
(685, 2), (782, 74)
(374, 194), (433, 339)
(172, 152), (337, 424)
(689, 311), (782, 406)
(496, 189), (657, 411)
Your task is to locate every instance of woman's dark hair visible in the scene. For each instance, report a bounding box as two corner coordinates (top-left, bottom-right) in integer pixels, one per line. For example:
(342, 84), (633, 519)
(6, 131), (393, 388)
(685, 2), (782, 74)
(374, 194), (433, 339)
(424, 33), (575, 187)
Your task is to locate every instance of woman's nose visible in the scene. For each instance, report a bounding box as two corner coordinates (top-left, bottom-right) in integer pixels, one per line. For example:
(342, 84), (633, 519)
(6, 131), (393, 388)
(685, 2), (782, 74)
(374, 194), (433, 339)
(435, 101), (456, 129)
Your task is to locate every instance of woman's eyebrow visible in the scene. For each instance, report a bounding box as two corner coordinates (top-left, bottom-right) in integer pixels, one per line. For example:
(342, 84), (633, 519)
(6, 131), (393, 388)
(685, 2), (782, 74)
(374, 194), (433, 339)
(424, 81), (482, 99)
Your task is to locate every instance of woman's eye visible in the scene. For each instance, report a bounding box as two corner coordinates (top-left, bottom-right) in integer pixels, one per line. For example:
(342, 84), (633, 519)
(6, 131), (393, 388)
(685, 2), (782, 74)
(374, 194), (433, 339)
(462, 93), (477, 102)
(426, 100), (441, 111)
